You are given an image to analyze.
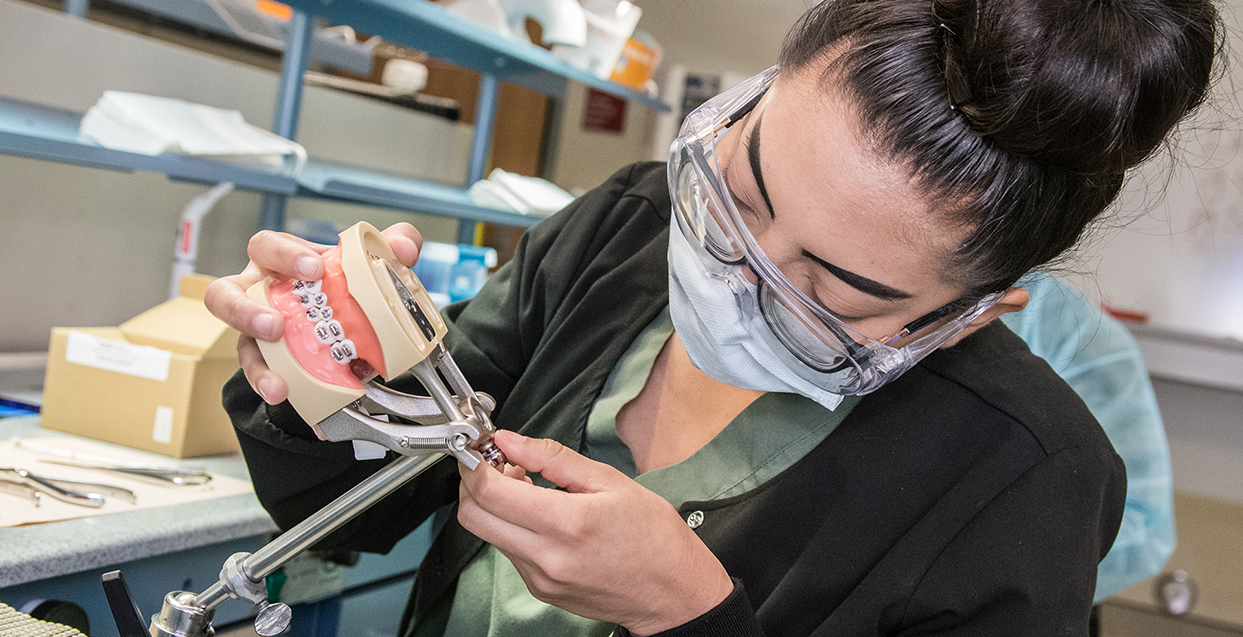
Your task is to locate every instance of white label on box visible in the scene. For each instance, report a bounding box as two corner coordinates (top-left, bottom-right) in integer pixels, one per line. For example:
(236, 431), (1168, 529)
(65, 330), (172, 382)
(152, 406), (174, 444)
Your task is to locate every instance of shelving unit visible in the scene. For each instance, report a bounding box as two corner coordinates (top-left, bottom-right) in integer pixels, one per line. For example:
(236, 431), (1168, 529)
(0, 95), (298, 194)
(109, 0), (376, 75)
(7, 0), (670, 241)
(0, 95), (544, 228)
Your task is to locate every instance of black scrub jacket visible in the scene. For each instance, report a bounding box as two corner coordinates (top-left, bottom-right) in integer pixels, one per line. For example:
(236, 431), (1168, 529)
(224, 162), (1125, 637)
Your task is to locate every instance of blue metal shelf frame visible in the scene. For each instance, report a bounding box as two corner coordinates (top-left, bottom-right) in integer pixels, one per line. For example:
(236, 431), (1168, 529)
(276, 0), (670, 111)
(260, 10), (316, 231)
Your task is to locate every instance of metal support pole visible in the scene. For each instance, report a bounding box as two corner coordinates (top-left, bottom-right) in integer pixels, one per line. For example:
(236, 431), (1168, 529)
(64, 0), (88, 18)
(259, 10), (315, 232)
(193, 453), (446, 611)
(457, 73), (502, 245)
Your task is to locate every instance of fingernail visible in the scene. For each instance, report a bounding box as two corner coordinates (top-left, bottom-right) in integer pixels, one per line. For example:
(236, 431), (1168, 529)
(495, 430), (522, 444)
(256, 378), (272, 403)
(296, 256), (320, 280)
(253, 312), (276, 338)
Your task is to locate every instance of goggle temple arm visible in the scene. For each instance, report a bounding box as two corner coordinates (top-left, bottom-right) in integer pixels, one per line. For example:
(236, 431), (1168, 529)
(715, 89), (768, 135)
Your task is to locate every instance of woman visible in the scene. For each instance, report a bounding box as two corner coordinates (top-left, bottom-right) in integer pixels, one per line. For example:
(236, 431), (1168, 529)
(207, 0), (1220, 634)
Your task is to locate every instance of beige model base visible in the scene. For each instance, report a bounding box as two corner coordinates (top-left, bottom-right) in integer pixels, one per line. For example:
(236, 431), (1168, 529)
(246, 222), (450, 430)
(339, 222), (448, 376)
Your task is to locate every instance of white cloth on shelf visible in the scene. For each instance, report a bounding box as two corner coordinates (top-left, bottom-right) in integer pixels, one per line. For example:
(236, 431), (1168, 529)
(80, 91), (307, 175)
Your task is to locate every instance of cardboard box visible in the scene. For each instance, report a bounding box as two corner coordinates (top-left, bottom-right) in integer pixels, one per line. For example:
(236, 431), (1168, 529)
(41, 275), (242, 458)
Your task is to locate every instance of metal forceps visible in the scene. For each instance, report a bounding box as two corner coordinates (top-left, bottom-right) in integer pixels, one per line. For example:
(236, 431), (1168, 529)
(0, 467), (137, 508)
(10, 439), (212, 486)
(36, 459), (212, 487)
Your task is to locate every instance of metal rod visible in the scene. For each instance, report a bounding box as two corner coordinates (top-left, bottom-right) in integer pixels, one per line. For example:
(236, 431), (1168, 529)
(467, 73), (501, 184)
(272, 10), (314, 141)
(259, 10), (314, 233)
(258, 194), (287, 232)
(193, 453), (446, 610)
(458, 72), (502, 245)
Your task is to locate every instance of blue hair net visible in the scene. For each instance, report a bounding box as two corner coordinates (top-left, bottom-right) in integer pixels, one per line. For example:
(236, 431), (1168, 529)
(1001, 274), (1175, 602)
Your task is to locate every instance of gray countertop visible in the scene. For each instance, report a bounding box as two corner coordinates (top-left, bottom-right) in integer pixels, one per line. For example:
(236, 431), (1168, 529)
(0, 416), (278, 588)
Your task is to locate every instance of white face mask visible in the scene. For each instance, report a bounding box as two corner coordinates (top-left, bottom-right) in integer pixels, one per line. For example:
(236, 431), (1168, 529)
(667, 216), (845, 411)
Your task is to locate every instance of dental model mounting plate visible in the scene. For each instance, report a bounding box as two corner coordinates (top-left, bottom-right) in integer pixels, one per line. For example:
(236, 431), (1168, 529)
(247, 221), (503, 470)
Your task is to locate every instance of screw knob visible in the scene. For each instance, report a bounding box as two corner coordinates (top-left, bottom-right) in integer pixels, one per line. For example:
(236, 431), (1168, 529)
(254, 601), (292, 636)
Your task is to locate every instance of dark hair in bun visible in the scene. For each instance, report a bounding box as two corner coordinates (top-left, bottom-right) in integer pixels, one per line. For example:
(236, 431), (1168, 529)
(780, 0), (1222, 297)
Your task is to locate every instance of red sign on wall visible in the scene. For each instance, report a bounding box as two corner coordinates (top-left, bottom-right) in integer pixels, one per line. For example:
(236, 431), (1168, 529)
(582, 88), (628, 134)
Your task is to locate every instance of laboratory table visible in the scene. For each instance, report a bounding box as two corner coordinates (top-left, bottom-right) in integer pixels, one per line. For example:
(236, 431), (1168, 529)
(0, 416), (433, 637)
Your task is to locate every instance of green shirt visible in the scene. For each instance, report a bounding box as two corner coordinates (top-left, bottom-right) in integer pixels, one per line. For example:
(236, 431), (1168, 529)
(442, 308), (858, 637)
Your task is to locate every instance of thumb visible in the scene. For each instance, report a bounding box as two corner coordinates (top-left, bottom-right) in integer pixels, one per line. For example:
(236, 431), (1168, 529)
(493, 430), (619, 494)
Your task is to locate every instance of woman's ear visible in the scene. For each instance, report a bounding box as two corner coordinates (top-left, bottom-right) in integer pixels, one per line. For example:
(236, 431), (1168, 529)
(941, 287), (1030, 348)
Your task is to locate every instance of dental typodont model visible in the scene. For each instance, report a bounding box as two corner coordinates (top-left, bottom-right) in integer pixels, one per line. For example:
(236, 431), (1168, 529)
(103, 222), (504, 637)
(247, 221), (505, 470)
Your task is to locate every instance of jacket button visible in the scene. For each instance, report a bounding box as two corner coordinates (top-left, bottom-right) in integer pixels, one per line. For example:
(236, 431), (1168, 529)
(686, 510), (704, 529)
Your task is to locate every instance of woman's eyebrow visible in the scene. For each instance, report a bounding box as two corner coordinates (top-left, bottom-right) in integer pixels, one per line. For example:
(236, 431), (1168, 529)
(746, 115), (777, 220)
(802, 250), (913, 301)
(746, 110), (911, 302)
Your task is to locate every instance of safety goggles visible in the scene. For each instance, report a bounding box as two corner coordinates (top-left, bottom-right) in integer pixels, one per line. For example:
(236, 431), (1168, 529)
(667, 66), (1002, 395)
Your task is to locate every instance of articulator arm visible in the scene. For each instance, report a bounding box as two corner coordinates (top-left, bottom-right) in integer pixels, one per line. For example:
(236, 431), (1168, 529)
(103, 222), (506, 637)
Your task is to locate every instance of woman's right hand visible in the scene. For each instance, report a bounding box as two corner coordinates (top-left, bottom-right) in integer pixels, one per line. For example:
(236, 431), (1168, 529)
(204, 223), (423, 404)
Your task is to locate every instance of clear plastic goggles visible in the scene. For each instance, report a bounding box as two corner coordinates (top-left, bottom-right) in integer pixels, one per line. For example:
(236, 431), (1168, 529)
(667, 66), (1003, 395)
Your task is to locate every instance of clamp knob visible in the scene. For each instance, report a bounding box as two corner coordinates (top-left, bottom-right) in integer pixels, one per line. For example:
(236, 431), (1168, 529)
(254, 601), (292, 636)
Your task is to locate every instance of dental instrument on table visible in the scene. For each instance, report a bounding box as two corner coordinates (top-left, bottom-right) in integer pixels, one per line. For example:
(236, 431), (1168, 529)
(0, 467), (137, 507)
(11, 439), (212, 486)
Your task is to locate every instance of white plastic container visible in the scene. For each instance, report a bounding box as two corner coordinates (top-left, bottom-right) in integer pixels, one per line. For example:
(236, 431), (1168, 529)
(551, 0), (641, 80)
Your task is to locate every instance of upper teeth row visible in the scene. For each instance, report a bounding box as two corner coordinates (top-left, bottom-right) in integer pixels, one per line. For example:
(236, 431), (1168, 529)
(294, 279), (356, 365)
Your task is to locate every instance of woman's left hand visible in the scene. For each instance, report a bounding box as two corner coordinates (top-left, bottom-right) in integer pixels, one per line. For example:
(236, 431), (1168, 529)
(457, 429), (735, 636)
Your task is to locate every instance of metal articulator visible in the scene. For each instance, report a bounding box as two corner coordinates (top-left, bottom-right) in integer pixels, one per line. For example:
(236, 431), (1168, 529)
(102, 221), (506, 637)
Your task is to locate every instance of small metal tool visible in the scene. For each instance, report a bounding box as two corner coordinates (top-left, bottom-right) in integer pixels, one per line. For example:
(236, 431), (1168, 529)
(0, 479), (41, 507)
(0, 467), (137, 507)
(12, 438), (213, 486)
(36, 459), (212, 487)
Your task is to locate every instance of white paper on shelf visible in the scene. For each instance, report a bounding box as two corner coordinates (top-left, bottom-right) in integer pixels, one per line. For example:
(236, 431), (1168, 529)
(468, 168), (576, 216)
(80, 91), (307, 175)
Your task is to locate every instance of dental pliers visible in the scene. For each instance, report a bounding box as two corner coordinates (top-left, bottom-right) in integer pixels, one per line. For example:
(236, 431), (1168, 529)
(0, 467), (137, 508)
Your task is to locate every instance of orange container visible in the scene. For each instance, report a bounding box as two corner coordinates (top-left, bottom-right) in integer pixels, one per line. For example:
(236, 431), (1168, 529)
(610, 36), (661, 91)
(255, 0), (292, 21)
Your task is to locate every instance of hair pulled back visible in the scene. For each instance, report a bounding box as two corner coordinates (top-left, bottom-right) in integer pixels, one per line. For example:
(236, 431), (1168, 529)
(780, 0), (1222, 297)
